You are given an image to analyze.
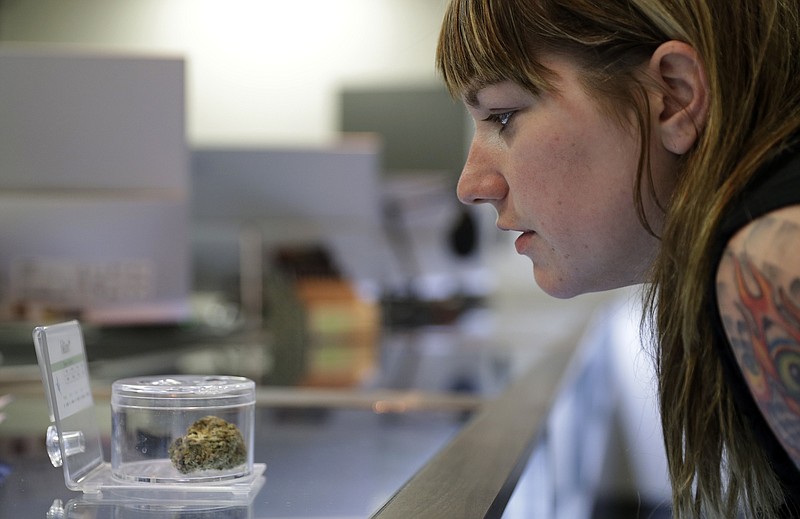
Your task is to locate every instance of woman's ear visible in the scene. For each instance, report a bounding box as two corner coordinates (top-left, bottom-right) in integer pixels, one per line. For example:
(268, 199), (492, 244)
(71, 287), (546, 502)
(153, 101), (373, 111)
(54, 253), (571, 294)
(649, 40), (710, 155)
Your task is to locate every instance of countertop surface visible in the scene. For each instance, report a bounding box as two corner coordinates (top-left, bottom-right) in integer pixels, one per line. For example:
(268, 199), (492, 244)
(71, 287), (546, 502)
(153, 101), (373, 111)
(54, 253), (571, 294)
(0, 244), (617, 518)
(1, 405), (468, 518)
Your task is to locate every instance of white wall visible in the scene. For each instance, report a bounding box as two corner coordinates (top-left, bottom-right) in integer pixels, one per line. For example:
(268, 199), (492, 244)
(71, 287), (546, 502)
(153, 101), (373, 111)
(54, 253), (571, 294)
(0, 0), (449, 146)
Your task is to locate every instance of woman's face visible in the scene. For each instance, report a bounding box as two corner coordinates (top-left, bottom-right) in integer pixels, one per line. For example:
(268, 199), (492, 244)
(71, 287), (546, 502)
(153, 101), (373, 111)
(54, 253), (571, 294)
(458, 55), (678, 298)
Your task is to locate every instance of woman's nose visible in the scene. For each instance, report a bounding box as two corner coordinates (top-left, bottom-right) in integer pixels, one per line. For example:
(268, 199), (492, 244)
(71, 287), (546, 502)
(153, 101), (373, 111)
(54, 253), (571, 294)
(456, 141), (507, 206)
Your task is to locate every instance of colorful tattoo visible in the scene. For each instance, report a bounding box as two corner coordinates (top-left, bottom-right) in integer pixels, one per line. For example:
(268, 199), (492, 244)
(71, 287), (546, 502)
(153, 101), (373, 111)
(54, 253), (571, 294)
(725, 252), (800, 463)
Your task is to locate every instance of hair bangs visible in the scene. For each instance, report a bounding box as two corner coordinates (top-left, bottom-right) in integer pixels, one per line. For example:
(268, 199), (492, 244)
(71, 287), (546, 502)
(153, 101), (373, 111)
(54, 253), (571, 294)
(436, 0), (554, 102)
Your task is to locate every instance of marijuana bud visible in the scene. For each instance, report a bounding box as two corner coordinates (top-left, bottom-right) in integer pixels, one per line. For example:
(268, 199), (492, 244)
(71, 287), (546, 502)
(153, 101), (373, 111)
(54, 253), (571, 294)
(169, 416), (247, 474)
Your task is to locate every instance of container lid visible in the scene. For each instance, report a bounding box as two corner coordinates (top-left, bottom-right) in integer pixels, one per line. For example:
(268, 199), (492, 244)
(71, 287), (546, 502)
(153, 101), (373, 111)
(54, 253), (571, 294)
(112, 375), (255, 408)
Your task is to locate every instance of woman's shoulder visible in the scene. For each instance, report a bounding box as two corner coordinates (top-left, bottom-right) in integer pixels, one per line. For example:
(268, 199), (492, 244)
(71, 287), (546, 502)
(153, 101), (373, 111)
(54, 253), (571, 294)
(715, 203), (800, 473)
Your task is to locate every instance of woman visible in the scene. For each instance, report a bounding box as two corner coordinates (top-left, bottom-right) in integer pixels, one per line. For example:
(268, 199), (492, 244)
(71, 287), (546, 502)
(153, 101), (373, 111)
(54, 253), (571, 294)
(436, 0), (800, 517)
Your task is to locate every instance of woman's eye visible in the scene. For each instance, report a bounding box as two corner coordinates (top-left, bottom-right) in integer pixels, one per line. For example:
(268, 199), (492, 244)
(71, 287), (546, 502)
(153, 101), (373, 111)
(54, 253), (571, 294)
(484, 111), (515, 130)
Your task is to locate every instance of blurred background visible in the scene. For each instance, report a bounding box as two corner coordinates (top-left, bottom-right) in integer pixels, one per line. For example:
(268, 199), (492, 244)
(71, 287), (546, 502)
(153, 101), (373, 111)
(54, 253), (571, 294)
(0, 2), (671, 517)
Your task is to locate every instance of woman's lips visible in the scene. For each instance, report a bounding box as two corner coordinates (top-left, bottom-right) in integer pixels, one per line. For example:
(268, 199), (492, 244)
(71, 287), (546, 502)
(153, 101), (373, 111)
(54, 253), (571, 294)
(514, 231), (535, 254)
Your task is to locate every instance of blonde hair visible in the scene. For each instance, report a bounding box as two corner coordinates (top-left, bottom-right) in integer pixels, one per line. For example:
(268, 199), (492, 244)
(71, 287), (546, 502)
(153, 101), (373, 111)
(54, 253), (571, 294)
(437, 0), (800, 516)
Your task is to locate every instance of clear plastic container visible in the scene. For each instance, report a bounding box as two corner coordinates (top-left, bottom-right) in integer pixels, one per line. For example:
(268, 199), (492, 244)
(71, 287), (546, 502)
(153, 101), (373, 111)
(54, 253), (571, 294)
(111, 375), (255, 484)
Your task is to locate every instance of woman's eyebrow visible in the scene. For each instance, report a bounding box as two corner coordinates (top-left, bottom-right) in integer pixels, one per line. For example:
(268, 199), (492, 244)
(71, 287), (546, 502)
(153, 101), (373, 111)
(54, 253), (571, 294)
(464, 88), (482, 107)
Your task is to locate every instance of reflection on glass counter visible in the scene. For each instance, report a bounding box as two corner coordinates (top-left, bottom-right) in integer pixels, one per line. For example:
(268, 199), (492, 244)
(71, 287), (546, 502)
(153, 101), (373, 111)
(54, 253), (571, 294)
(0, 406), (469, 518)
(48, 498), (256, 519)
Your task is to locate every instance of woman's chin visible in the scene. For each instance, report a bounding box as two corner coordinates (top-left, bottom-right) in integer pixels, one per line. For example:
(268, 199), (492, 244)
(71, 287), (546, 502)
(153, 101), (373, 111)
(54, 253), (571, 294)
(532, 268), (584, 300)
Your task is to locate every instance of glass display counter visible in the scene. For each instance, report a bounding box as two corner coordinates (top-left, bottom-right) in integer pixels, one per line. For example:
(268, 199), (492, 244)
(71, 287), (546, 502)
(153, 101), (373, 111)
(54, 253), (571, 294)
(0, 404), (469, 518)
(0, 318), (488, 518)
(0, 268), (622, 518)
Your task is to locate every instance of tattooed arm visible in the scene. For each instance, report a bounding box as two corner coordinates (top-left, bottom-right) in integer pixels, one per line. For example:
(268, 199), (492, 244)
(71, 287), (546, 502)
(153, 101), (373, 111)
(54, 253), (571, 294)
(716, 204), (800, 470)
